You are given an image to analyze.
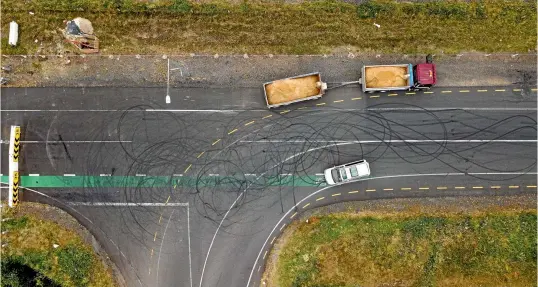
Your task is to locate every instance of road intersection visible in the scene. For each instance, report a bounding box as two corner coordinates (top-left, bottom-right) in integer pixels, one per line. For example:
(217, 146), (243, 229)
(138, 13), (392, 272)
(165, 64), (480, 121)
(1, 86), (536, 287)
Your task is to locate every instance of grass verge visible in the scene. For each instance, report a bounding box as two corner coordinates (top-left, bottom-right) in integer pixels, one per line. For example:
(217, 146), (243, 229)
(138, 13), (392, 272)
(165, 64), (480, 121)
(1, 0), (536, 55)
(1, 203), (117, 287)
(272, 210), (537, 287)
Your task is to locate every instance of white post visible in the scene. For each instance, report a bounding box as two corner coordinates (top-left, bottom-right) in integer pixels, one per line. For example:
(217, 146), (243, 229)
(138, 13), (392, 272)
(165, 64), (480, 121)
(166, 58), (171, 104)
(8, 126), (20, 207)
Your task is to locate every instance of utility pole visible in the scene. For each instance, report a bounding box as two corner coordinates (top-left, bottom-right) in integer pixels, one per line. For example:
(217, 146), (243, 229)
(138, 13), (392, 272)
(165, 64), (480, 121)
(166, 58), (171, 104)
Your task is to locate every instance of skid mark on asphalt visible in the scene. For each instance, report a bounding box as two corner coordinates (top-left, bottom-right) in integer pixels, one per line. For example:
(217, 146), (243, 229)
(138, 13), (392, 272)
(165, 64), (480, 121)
(138, 85), (536, 286)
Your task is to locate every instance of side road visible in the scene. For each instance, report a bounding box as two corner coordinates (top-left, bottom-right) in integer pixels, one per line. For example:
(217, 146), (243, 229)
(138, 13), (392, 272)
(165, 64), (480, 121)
(1, 53), (536, 88)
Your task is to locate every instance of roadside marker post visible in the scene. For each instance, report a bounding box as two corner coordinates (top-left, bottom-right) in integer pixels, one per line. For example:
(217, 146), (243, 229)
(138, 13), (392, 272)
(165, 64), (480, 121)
(8, 126), (21, 207)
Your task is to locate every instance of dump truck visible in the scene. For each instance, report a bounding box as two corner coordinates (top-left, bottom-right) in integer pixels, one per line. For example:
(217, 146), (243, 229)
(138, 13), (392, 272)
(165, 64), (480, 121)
(263, 72), (327, 108)
(359, 55), (436, 92)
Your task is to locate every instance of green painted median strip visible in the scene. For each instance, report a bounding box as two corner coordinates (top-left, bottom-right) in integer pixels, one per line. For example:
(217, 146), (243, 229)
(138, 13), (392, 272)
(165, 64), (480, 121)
(0, 175), (326, 188)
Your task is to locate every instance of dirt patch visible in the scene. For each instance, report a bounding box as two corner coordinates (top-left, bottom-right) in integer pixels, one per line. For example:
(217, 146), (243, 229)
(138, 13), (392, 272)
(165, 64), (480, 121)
(1, 53), (536, 88)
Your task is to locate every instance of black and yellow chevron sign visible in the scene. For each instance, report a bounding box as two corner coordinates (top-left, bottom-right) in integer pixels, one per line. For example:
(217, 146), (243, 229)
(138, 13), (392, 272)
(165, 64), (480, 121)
(12, 171), (19, 206)
(13, 126), (20, 162)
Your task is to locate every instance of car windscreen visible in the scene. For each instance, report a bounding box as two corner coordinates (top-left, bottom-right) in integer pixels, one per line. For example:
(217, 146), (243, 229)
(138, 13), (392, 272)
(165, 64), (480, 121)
(331, 169), (340, 183)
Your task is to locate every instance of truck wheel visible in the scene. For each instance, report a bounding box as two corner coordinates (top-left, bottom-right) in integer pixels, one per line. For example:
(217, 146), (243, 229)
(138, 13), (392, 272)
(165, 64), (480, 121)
(426, 54), (433, 63)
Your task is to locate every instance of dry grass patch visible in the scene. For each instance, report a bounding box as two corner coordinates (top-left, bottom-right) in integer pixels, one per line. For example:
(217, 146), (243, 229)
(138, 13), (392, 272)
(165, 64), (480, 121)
(1, 0), (536, 55)
(1, 203), (117, 287)
(274, 210), (537, 287)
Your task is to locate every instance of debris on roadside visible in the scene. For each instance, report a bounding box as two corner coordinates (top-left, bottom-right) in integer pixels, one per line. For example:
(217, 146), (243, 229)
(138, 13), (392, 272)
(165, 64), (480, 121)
(2, 65), (12, 73)
(60, 17), (99, 54)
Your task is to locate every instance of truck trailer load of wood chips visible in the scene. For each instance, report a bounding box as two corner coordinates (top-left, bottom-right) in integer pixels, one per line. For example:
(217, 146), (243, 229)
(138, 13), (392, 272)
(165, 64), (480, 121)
(263, 73), (326, 108)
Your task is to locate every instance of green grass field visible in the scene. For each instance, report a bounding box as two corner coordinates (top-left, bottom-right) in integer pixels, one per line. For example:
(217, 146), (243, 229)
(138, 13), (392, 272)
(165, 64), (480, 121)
(1, 204), (117, 287)
(275, 211), (537, 287)
(1, 0), (536, 55)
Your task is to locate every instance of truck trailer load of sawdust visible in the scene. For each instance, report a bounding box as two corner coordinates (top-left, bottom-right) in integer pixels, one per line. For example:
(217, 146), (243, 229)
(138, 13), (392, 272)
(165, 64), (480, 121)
(264, 74), (323, 106)
(364, 65), (410, 89)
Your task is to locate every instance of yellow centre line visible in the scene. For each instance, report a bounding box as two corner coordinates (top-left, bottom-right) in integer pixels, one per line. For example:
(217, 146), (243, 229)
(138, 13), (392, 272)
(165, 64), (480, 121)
(383, 188), (393, 191)
(332, 193), (341, 197)
(526, 185), (537, 188)
(495, 89), (506, 92)
(303, 203), (311, 209)
(280, 110), (290, 114)
(262, 114), (273, 119)
(316, 197), (325, 201)
(532, 88), (537, 91)
(366, 189), (376, 192)
(184, 164), (192, 173)
(472, 186), (483, 189)
(455, 186), (465, 189)
(197, 151), (205, 158)
(212, 139), (221, 146)
(388, 93), (398, 96)
(424, 91), (434, 94)
(298, 107), (308, 110)
(441, 91), (452, 93)
(477, 89), (488, 92)
(369, 95), (380, 98)
(244, 121), (255, 126)
(405, 92), (415, 95)
(491, 186), (501, 189)
(165, 195), (170, 204)
(290, 212), (298, 219)
(154, 232), (157, 241)
(351, 97), (362, 100)
(419, 187), (430, 190)
(316, 103), (326, 106)
(333, 100), (344, 103)
(348, 190), (359, 194)
(401, 187), (412, 191)
(437, 187), (447, 190)
(228, 128), (238, 135)
(459, 90), (470, 93)
(513, 89), (521, 92)
(151, 249), (154, 257)
(509, 186), (519, 189)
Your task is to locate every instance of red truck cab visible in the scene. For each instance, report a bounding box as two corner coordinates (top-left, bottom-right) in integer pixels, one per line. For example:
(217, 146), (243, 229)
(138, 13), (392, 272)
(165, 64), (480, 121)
(412, 54), (436, 90)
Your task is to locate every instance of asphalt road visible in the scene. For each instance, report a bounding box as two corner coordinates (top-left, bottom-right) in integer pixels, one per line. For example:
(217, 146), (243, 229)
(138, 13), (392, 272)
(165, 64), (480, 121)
(1, 86), (536, 287)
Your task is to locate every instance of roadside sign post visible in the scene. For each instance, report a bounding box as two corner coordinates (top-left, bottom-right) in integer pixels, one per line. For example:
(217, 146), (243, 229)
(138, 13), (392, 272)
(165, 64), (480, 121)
(8, 126), (20, 207)
(166, 58), (184, 104)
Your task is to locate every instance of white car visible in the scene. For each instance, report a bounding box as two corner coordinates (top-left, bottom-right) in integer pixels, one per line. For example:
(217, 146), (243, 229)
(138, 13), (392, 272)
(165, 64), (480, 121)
(324, 160), (371, 185)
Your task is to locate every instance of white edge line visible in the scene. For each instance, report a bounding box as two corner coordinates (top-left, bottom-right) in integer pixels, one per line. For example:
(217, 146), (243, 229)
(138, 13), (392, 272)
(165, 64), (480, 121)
(64, 174), (76, 176)
(156, 210), (175, 287)
(241, 139), (538, 144)
(188, 205), (193, 287)
(29, 174), (40, 176)
(68, 202), (189, 207)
